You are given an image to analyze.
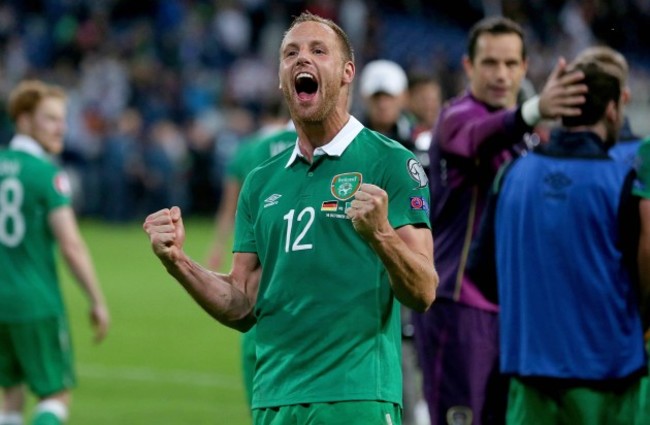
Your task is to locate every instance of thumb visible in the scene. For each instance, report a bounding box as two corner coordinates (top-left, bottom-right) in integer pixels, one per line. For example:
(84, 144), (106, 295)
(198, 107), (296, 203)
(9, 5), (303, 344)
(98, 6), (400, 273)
(170, 206), (183, 225)
(169, 206), (186, 244)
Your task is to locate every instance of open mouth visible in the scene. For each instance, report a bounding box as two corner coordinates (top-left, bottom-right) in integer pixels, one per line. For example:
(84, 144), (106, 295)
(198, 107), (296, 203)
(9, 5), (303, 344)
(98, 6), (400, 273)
(295, 73), (318, 100)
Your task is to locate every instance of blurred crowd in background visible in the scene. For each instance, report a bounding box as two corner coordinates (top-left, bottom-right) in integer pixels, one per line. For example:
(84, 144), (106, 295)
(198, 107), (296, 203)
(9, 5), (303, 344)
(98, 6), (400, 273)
(0, 0), (648, 222)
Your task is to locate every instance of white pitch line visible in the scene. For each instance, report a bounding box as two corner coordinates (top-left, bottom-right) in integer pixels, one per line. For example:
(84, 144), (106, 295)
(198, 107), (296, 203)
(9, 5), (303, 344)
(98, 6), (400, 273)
(78, 364), (243, 389)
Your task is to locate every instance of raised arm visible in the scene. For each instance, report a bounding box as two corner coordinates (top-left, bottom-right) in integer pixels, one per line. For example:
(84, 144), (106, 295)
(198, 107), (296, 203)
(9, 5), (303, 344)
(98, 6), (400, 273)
(144, 206), (261, 332)
(347, 184), (437, 311)
(437, 106), (521, 158)
(50, 206), (110, 343)
(438, 58), (586, 158)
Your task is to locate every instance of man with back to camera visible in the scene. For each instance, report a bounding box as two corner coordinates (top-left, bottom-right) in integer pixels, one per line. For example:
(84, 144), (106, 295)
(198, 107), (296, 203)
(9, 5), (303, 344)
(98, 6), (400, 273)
(412, 16), (587, 425)
(0, 80), (110, 425)
(143, 11), (438, 425)
(473, 59), (649, 425)
(569, 46), (645, 168)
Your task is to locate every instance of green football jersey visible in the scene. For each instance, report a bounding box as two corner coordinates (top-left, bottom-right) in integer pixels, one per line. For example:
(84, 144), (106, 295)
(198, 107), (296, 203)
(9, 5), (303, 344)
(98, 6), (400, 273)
(0, 136), (71, 322)
(227, 129), (297, 184)
(234, 117), (431, 409)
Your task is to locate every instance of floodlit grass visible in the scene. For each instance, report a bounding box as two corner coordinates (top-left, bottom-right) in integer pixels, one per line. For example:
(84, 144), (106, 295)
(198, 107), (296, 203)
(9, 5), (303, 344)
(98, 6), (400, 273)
(56, 217), (250, 425)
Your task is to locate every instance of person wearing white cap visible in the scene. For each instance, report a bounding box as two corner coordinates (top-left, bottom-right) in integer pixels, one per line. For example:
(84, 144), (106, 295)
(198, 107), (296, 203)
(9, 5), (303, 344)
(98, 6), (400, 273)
(359, 59), (414, 151)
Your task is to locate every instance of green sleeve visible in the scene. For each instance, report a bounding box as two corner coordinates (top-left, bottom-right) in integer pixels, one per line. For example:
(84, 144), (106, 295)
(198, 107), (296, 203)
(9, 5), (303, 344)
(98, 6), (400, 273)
(233, 172), (257, 253)
(42, 167), (72, 211)
(383, 149), (431, 229)
(633, 138), (650, 199)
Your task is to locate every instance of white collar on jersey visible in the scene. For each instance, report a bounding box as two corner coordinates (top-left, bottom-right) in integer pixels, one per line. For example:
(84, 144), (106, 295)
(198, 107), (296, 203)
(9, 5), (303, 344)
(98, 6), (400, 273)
(285, 115), (364, 168)
(9, 134), (48, 158)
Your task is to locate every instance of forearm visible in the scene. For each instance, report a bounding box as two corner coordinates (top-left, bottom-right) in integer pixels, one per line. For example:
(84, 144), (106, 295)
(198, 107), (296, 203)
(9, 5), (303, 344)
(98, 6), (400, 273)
(208, 181), (241, 266)
(213, 184), (239, 241)
(161, 253), (256, 332)
(61, 241), (105, 306)
(368, 229), (437, 312)
(440, 108), (528, 157)
(213, 214), (235, 245)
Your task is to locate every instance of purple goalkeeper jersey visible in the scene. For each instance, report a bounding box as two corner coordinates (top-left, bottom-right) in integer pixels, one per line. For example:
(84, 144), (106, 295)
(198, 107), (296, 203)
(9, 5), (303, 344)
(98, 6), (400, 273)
(428, 91), (532, 311)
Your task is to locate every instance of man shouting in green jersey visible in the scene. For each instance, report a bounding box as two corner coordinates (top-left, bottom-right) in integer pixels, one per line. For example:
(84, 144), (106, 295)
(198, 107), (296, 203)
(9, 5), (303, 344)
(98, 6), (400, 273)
(144, 12), (438, 425)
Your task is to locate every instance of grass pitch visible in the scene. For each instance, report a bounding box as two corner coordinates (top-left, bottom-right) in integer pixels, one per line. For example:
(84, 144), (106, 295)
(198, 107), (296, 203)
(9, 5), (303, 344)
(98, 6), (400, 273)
(58, 217), (250, 424)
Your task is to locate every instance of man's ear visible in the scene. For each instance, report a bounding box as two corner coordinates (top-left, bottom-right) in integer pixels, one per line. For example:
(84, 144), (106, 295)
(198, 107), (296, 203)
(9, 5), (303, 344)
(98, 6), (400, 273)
(622, 87), (631, 105)
(462, 55), (473, 80)
(342, 61), (355, 85)
(605, 99), (619, 123)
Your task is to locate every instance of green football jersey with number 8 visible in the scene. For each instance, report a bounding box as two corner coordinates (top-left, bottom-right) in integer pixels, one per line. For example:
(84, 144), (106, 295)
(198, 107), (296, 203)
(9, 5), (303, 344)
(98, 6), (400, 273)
(0, 137), (71, 322)
(234, 117), (431, 409)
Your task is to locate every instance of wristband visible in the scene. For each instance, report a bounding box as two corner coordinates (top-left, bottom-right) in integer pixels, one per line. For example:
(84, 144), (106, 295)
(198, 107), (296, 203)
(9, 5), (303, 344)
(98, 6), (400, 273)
(521, 96), (541, 126)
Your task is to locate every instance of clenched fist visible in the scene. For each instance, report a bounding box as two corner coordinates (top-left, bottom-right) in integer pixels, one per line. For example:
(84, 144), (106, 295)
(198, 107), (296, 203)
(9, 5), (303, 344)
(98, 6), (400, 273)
(346, 183), (392, 240)
(143, 206), (186, 265)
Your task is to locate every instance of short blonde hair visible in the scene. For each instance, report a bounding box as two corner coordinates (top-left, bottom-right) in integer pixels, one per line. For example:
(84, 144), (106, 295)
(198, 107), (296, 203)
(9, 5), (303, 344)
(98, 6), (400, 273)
(8, 80), (67, 122)
(283, 11), (354, 63)
(571, 46), (629, 86)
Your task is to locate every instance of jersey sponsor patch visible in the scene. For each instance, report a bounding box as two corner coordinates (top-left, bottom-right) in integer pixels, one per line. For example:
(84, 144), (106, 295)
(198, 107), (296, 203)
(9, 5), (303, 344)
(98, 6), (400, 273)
(53, 172), (72, 197)
(410, 196), (428, 211)
(330, 172), (362, 200)
(407, 158), (428, 188)
(320, 200), (338, 211)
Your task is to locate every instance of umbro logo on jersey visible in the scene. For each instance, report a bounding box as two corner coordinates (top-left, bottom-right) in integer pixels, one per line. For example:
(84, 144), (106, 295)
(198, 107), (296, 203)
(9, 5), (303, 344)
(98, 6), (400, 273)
(544, 172), (572, 190)
(264, 194), (282, 208)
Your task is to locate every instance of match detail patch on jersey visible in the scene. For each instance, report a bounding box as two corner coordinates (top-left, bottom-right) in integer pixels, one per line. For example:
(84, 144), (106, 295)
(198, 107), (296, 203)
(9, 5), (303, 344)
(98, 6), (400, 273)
(330, 172), (362, 201)
(407, 158), (428, 188)
(53, 172), (72, 197)
(410, 196), (429, 211)
(321, 200), (338, 211)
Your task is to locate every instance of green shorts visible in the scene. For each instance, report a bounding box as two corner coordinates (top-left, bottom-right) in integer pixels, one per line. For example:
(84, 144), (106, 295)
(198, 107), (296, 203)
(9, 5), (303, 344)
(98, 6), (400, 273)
(507, 376), (646, 425)
(253, 401), (401, 425)
(640, 341), (650, 420)
(0, 316), (76, 397)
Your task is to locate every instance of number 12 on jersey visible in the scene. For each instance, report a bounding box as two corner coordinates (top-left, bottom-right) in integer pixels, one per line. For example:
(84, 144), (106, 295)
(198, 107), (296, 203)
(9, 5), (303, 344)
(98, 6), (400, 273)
(282, 207), (315, 252)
